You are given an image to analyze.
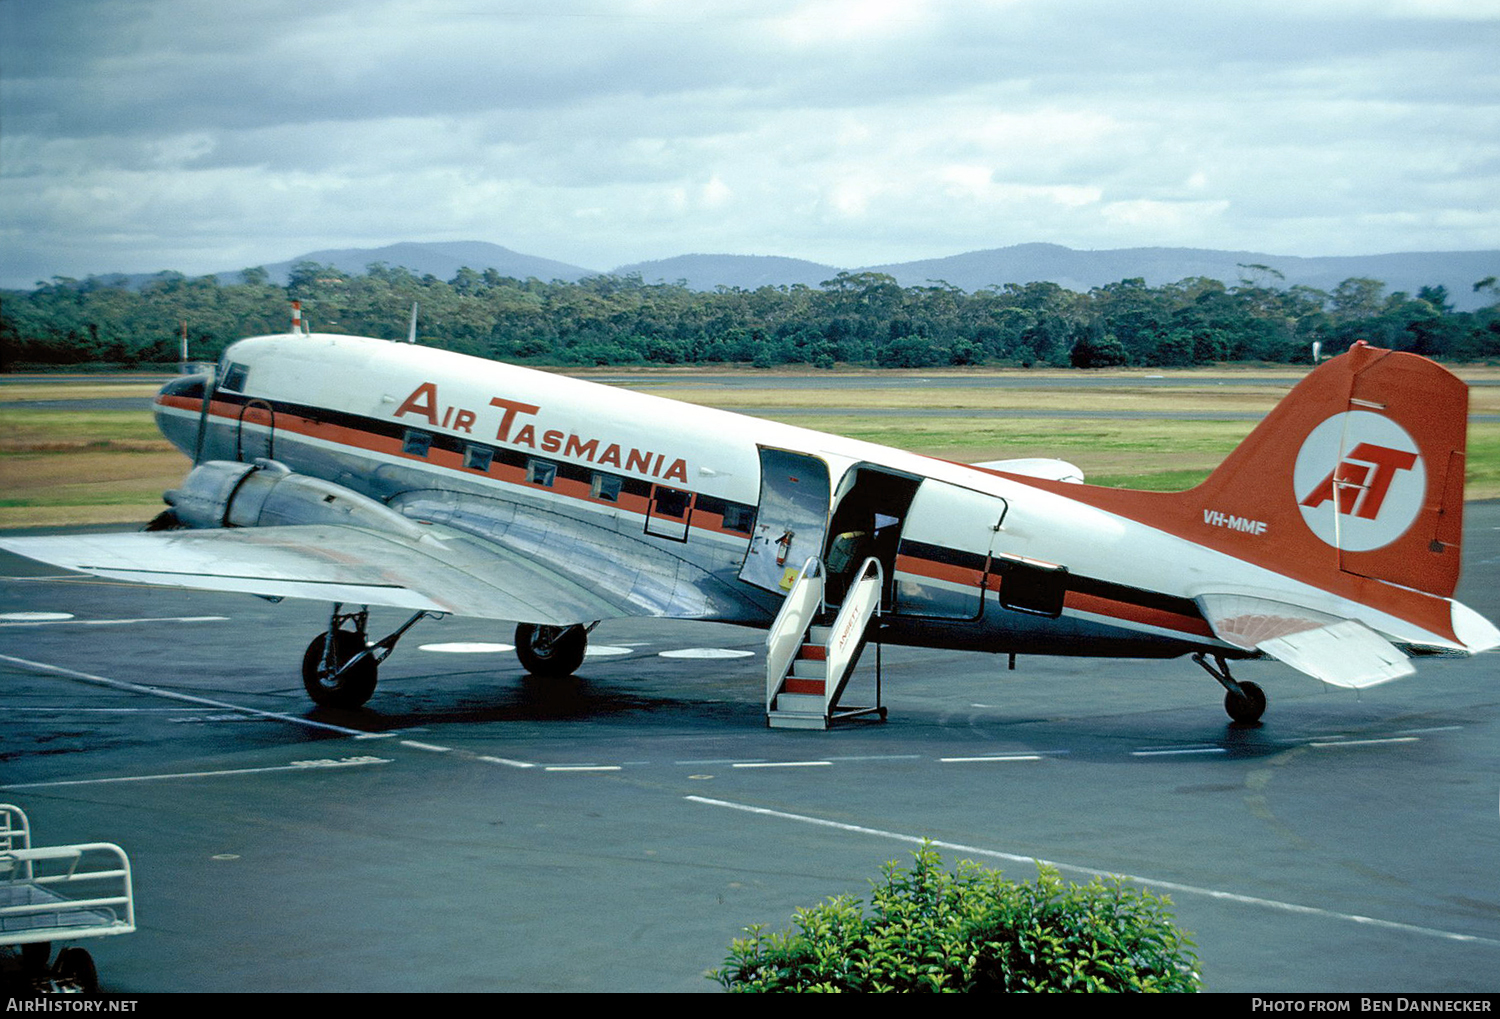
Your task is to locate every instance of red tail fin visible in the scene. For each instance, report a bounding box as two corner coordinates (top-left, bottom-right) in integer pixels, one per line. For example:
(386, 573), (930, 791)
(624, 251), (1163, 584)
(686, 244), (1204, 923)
(997, 344), (1469, 602)
(1191, 343), (1466, 598)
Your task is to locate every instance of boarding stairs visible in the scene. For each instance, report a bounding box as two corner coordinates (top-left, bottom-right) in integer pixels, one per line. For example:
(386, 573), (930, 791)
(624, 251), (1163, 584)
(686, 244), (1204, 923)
(765, 556), (886, 730)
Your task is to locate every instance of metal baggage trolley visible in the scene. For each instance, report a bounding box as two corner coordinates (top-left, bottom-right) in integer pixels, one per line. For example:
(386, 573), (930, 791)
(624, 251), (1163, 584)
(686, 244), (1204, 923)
(1, 804), (135, 994)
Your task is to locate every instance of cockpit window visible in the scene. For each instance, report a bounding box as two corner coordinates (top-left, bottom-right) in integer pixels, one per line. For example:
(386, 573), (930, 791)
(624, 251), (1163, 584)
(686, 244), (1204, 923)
(220, 363), (250, 393)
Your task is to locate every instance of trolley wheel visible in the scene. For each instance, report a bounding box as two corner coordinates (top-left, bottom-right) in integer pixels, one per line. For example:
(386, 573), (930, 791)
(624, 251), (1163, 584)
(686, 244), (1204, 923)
(20, 941), (50, 975)
(514, 623), (588, 678)
(53, 948), (98, 994)
(301, 629), (378, 708)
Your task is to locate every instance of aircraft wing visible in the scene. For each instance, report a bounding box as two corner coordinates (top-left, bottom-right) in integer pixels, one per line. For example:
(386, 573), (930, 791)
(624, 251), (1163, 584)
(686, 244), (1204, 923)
(971, 457), (1085, 483)
(1196, 593), (1415, 688)
(0, 525), (625, 624)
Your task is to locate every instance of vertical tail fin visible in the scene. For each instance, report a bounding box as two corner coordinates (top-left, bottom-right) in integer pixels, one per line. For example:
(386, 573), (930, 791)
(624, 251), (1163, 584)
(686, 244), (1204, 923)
(1191, 342), (1466, 598)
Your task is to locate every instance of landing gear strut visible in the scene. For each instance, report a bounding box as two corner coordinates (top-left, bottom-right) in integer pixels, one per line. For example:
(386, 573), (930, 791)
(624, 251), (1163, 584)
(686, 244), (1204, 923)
(514, 622), (593, 678)
(301, 603), (433, 708)
(1194, 652), (1266, 725)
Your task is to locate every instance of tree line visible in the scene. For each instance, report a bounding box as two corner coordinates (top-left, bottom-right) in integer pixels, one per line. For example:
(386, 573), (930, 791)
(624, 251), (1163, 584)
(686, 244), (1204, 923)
(3, 260), (1498, 371)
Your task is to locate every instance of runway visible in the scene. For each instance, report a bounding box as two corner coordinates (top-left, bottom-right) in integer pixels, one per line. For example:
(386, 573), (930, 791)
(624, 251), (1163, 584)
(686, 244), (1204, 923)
(1, 505), (1498, 993)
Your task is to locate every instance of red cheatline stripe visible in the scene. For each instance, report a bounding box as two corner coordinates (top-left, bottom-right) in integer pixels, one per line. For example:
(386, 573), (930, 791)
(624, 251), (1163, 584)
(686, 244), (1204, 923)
(157, 397), (748, 538)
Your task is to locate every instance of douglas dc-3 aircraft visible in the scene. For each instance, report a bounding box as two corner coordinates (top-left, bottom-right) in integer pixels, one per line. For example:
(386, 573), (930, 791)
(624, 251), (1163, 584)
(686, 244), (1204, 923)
(3, 319), (1496, 729)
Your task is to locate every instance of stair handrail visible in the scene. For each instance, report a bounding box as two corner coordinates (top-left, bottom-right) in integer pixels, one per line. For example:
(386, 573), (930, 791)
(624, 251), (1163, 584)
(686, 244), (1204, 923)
(765, 556), (825, 710)
(822, 556), (883, 716)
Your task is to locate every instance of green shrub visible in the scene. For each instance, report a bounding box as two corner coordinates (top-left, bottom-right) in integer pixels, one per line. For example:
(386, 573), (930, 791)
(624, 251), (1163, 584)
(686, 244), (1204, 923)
(712, 844), (1200, 992)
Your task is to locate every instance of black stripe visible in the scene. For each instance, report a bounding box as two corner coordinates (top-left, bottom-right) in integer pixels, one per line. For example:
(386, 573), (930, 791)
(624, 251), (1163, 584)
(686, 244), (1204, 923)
(898, 539), (1201, 620)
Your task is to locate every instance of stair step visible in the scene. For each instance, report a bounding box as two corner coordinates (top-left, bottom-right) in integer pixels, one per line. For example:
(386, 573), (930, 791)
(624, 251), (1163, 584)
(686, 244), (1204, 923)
(774, 692), (826, 713)
(784, 676), (825, 695)
(767, 712), (829, 730)
(790, 659), (826, 681)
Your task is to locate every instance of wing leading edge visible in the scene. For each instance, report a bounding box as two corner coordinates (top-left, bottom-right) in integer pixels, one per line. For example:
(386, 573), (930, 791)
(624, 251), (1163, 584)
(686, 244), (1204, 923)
(0, 524), (624, 625)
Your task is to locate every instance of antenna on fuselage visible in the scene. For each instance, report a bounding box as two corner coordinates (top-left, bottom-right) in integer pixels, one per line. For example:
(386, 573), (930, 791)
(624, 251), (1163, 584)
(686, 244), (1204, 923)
(407, 302), (418, 344)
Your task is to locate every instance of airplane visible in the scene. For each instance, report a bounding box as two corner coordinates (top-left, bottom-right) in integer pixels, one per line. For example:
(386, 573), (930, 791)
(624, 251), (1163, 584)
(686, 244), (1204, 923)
(2, 314), (1496, 730)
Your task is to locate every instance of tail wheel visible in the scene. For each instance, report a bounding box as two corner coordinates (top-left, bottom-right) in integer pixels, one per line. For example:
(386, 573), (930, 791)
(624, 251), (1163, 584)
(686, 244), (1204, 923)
(302, 629), (378, 708)
(515, 623), (588, 678)
(1225, 680), (1267, 724)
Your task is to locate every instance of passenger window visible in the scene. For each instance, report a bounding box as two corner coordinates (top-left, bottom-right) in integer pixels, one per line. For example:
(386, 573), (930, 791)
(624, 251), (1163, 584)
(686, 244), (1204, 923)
(464, 445), (493, 471)
(651, 486), (691, 519)
(403, 430), (432, 457)
(591, 473), (622, 502)
(720, 503), (755, 535)
(527, 459), (557, 487)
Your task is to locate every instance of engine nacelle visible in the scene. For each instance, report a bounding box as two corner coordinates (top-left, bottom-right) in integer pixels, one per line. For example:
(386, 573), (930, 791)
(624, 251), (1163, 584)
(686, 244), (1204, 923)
(163, 459), (427, 539)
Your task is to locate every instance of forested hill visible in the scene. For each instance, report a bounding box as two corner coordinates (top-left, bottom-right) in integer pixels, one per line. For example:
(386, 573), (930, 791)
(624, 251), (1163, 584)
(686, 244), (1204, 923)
(3, 260), (1498, 371)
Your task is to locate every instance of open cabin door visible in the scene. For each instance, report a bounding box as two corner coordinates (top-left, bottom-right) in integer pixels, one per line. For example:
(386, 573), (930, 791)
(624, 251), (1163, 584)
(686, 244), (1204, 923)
(893, 479), (1009, 620)
(738, 448), (832, 595)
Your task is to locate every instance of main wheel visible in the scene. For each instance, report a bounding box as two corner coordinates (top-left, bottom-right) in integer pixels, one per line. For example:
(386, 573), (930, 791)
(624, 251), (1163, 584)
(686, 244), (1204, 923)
(514, 623), (587, 678)
(1225, 680), (1267, 724)
(302, 629), (378, 708)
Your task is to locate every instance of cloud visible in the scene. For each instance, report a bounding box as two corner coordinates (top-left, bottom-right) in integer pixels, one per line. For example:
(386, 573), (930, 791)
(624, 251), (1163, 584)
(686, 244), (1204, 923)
(2, 0), (1498, 286)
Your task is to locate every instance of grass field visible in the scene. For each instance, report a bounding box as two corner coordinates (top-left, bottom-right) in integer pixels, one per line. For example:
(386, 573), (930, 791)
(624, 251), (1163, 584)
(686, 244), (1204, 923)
(2, 372), (1496, 528)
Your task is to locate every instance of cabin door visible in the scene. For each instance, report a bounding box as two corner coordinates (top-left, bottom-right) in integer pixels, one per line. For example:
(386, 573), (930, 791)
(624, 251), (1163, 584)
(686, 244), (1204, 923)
(892, 480), (1009, 620)
(738, 448), (832, 595)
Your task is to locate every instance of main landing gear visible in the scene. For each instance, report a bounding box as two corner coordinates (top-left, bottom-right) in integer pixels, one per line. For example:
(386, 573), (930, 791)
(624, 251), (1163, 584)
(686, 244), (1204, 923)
(514, 622), (592, 678)
(1193, 652), (1267, 725)
(301, 603), (433, 708)
(299, 606), (599, 708)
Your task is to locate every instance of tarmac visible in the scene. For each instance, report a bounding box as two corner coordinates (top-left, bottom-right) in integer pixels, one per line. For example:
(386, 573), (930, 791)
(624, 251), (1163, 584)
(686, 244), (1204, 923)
(1, 504), (1498, 992)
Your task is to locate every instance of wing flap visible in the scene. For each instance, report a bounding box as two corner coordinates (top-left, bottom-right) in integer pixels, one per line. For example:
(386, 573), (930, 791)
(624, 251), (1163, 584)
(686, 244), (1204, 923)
(0, 525), (623, 625)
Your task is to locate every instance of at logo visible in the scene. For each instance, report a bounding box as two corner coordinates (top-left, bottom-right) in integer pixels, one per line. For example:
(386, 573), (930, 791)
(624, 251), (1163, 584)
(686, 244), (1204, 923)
(1293, 411), (1425, 551)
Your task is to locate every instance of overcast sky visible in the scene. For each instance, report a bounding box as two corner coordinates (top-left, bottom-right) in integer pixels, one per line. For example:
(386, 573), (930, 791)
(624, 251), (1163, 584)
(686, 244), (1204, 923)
(2, 0), (1498, 289)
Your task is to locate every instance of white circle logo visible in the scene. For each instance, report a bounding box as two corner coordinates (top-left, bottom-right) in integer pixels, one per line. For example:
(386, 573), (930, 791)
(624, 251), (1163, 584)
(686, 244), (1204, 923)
(1293, 411), (1425, 551)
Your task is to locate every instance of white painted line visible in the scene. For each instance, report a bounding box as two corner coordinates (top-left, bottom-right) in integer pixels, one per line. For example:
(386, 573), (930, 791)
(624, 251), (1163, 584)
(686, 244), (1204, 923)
(1309, 737), (1419, 748)
(0, 615), (229, 627)
(476, 756), (536, 769)
(732, 760), (831, 769)
(0, 653), (371, 737)
(1132, 747), (1228, 757)
(0, 611), (74, 621)
(659, 648), (755, 659)
(1395, 726), (1462, 735)
(7, 707), (196, 714)
(398, 740), (453, 753)
(677, 758), (767, 766)
(686, 796), (1500, 949)
(584, 645), (634, 657)
(826, 754), (924, 762)
(545, 765), (622, 772)
(418, 642), (514, 654)
(2, 757), (392, 790)
(940, 755), (1042, 763)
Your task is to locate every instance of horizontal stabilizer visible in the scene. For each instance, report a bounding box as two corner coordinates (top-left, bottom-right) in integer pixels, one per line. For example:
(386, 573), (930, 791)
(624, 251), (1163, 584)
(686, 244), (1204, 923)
(1197, 592), (1413, 688)
(972, 457), (1085, 483)
(0, 524), (621, 625)
(1259, 620), (1415, 689)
